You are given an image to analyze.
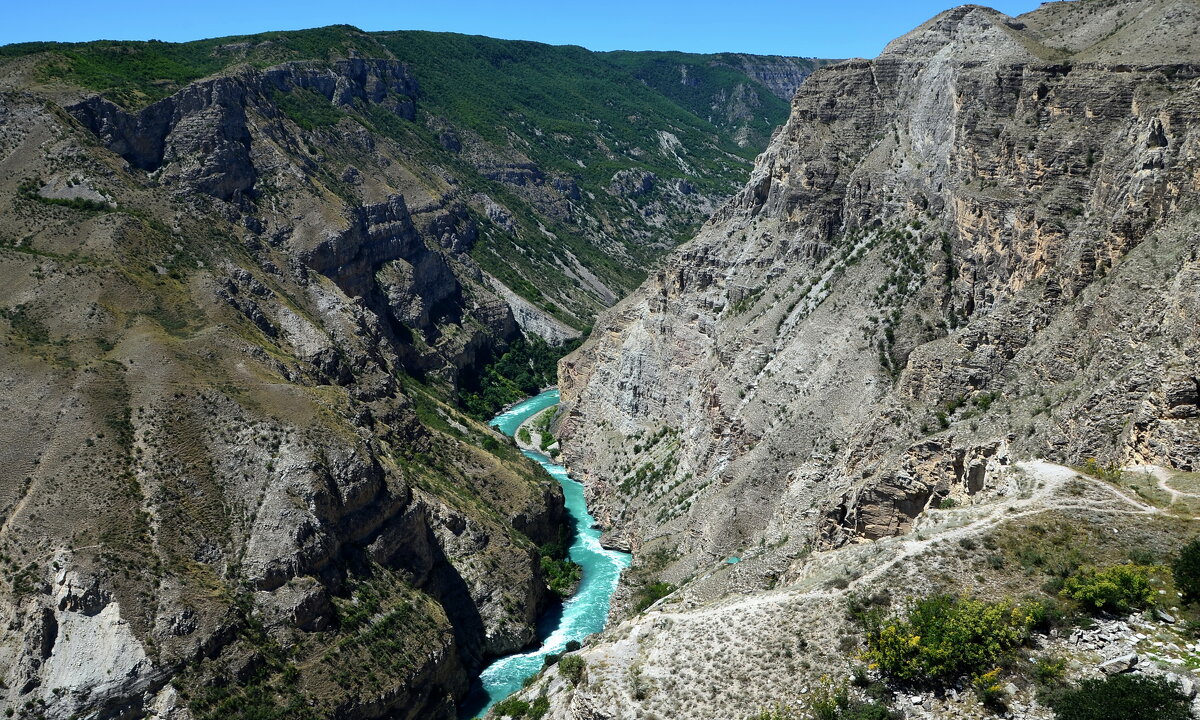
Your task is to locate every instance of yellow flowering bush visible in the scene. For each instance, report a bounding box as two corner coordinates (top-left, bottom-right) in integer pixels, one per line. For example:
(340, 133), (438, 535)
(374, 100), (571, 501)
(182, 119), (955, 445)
(863, 595), (1036, 681)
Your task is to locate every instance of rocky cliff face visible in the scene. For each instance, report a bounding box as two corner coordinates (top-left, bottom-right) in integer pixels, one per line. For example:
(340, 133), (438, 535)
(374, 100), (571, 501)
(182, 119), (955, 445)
(717, 53), (832, 101)
(479, 1), (1200, 717)
(560, 0), (1199, 610)
(0, 65), (568, 720)
(63, 59), (522, 385)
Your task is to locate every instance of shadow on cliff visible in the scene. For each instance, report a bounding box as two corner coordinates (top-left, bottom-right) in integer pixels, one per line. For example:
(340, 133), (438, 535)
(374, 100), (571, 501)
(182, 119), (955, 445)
(455, 598), (567, 719)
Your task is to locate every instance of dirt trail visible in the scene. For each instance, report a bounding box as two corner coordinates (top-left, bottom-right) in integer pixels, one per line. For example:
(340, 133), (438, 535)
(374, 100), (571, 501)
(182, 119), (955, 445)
(1125, 463), (1200, 504)
(649, 459), (1163, 623)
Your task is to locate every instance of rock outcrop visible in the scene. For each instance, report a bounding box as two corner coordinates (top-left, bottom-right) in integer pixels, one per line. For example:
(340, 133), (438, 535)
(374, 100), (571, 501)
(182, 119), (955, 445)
(719, 54), (831, 101)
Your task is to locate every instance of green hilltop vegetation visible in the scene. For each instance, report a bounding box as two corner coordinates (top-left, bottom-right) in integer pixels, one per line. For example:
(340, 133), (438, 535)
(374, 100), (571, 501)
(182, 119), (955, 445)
(1, 25), (803, 187)
(2, 27), (809, 162)
(0, 24), (812, 170)
(1, 27), (826, 331)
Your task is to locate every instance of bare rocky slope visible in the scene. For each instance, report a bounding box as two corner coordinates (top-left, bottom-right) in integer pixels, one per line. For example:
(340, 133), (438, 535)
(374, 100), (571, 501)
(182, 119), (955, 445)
(0, 29), (829, 720)
(532, 0), (1200, 717)
(0, 80), (564, 720)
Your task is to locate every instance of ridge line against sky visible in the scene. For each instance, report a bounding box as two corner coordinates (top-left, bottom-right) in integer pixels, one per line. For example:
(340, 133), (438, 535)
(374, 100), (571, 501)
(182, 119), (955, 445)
(5, 0), (1044, 59)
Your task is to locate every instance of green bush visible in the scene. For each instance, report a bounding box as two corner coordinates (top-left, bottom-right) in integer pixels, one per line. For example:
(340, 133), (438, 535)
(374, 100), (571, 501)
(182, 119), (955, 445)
(863, 595), (1036, 682)
(528, 695), (550, 720)
(557, 654), (585, 685)
(971, 667), (1006, 710)
(1079, 458), (1122, 483)
(1043, 674), (1190, 720)
(808, 680), (898, 720)
(1033, 655), (1067, 687)
(1060, 565), (1160, 613)
(633, 581), (674, 612)
(1172, 538), (1200, 604)
(840, 703), (896, 720)
(493, 697), (531, 717)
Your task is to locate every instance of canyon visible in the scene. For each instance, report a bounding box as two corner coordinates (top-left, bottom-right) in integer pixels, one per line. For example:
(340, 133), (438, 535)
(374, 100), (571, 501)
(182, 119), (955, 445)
(0, 26), (823, 720)
(2, 1), (1200, 719)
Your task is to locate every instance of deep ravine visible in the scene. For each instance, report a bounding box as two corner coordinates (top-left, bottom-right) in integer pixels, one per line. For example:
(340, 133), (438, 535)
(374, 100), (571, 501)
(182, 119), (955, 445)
(459, 389), (631, 718)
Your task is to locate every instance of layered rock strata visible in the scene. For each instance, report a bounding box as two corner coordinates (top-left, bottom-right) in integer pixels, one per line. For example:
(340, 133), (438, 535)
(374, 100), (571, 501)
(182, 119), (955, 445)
(560, 0), (1200, 594)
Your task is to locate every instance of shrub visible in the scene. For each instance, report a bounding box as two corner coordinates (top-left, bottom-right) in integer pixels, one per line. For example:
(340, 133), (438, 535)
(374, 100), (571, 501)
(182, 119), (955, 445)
(493, 697), (531, 717)
(807, 679), (898, 720)
(1060, 565), (1160, 613)
(633, 581), (674, 612)
(863, 595), (1036, 682)
(971, 667), (1005, 710)
(528, 695), (550, 720)
(809, 681), (849, 720)
(1033, 655), (1066, 687)
(1027, 597), (1070, 634)
(1172, 538), (1200, 604)
(558, 654), (585, 685)
(1043, 674), (1190, 720)
(1079, 458), (1122, 483)
(840, 703), (896, 720)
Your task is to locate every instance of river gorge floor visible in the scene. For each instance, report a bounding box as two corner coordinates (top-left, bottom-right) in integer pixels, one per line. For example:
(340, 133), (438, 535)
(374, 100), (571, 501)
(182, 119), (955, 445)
(459, 390), (630, 718)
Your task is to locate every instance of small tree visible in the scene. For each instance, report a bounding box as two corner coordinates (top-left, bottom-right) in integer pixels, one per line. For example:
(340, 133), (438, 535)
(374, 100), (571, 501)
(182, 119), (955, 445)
(558, 654), (585, 685)
(1173, 538), (1200, 604)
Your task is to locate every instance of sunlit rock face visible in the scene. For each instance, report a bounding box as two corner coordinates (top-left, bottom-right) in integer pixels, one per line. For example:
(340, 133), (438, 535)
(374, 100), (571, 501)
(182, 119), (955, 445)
(560, 0), (1200, 592)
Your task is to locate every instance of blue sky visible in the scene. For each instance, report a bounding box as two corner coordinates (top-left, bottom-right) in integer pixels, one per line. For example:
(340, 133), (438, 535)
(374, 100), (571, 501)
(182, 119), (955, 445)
(3, 1), (1044, 58)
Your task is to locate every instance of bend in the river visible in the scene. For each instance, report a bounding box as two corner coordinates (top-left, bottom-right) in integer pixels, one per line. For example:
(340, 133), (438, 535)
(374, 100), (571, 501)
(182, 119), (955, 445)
(459, 389), (631, 718)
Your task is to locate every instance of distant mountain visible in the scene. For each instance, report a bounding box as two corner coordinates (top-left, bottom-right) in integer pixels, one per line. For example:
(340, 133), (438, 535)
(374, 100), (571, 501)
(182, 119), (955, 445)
(2, 27), (830, 340)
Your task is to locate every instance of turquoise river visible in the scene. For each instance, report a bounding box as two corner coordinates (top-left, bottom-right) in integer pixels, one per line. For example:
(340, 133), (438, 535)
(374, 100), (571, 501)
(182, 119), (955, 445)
(459, 389), (631, 718)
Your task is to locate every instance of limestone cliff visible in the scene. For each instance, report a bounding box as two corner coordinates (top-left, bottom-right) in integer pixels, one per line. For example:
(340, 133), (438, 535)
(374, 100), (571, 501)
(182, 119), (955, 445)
(560, 0), (1199, 604)
(0, 61), (563, 720)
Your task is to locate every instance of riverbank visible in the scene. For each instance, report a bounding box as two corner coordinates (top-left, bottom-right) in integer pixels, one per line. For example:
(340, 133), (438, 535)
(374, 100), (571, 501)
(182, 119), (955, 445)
(513, 408), (560, 456)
